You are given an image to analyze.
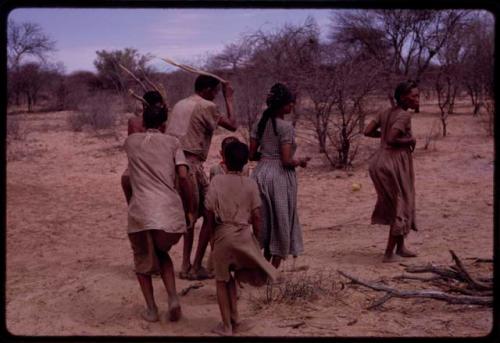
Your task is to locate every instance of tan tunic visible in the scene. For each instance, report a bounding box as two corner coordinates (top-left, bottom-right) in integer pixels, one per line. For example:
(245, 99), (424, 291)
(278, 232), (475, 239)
(205, 173), (278, 283)
(368, 107), (417, 236)
(209, 162), (250, 181)
(125, 130), (188, 234)
(166, 94), (222, 162)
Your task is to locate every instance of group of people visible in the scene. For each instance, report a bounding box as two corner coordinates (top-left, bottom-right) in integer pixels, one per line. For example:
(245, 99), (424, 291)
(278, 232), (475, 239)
(121, 75), (419, 335)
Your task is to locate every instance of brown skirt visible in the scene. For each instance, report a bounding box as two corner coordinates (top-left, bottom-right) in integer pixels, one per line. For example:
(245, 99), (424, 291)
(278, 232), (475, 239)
(212, 223), (278, 284)
(128, 229), (182, 274)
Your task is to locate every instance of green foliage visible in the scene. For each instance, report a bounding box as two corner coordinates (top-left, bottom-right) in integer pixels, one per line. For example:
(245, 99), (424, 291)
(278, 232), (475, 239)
(93, 48), (153, 93)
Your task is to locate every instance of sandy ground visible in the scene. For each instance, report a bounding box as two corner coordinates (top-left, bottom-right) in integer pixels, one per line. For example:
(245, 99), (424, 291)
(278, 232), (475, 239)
(6, 100), (494, 337)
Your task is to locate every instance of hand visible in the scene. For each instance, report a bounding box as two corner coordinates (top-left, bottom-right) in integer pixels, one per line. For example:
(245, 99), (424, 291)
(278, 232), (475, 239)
(299, 157), (311, 168)
(222, 82), (234, 99)
(410, 137), (416, 152)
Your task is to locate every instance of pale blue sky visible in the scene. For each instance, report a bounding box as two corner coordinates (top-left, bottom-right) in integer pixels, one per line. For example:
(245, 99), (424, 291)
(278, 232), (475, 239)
(9, 8), (335, 73)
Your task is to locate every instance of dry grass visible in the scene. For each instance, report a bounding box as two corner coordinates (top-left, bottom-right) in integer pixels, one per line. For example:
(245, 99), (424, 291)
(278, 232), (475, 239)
(249, 270), (344, 312)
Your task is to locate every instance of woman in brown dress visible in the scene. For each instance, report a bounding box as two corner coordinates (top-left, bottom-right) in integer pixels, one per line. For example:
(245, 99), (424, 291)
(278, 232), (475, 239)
(364, 80), (419, 263)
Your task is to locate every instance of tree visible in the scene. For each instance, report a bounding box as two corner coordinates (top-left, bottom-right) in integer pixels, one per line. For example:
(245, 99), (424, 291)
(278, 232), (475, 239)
(7, 20), (56, 68)
(7, 20), (56, 106)
(460, 12), (494, 116)
(330, 9), (469, 111)
(93, 48), (154, 94)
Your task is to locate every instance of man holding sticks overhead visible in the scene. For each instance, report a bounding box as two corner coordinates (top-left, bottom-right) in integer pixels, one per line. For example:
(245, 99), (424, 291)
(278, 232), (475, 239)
(162, 60), (237, 280)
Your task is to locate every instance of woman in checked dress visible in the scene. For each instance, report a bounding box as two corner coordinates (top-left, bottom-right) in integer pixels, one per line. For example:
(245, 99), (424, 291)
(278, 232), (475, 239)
(249, 83), (310, 269)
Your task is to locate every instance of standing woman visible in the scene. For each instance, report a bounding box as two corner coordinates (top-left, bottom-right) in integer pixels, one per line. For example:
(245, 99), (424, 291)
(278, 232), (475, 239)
(249, 83), (310, 269)
(364, 80), (419, 263)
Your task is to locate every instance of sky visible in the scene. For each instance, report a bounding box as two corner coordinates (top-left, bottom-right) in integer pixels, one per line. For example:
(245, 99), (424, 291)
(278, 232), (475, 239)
(8, 8), (335, 74)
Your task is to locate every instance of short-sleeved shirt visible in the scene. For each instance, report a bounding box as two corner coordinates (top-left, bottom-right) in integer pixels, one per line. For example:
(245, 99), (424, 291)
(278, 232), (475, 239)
(166, 94), (222, 162)
(209, 162), (250, 181)
(125, 130), (188, 234)
(205, 173), (261, 226)
(374, 108), (412, 150)
(250, 117), (296, 159)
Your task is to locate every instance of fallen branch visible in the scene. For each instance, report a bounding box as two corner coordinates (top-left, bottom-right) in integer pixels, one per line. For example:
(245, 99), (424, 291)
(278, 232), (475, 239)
(449, 250), (492, 291)
(473, 258), (493, 264)
(394, 274), (443, 282)
(179, 282), (204, 296)
(442, 284), (493, 297)
(338, 270), (492, 308)
(278, 321), (306, 329)
(404, 263), (463, 281)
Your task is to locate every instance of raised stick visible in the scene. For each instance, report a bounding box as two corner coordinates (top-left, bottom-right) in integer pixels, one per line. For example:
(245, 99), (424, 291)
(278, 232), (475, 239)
(118, 63), (148, 92)
(159, 56), (228, 83)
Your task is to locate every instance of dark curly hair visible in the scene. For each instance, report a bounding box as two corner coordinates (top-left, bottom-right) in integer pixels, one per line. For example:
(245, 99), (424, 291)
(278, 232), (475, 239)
(394, 80), (418, 107)
(142, 90), (168, 129)
(224, 141), (249, 172)
(256, 83), (295, 141)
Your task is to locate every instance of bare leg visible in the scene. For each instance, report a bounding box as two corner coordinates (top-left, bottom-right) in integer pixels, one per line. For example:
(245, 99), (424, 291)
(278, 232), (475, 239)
(271, 255), (282, 269)
(396, 235), (417, 257)
(121, 174), (132, 205)
(213, 281), (233, 336)
(382, 231), (399, 263)
(181, 225), (195, 277)
(158, 253), (181, 321)
(136, 273), (159, 322)
(228, 275), (255, 333)
(190, 214), (214, 280)
(228, 276), (239, 325)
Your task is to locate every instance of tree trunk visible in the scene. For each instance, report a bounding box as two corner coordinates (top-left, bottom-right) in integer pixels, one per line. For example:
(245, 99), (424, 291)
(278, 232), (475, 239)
(27, 93), (33, 112)
(441, 115), (447, 137)
(358, 113), (366, 133)
(340, 125), (350, 168)
(448, 85), (458, 114)
(473, 103), (481, 115)
(317, 127), (327, 153)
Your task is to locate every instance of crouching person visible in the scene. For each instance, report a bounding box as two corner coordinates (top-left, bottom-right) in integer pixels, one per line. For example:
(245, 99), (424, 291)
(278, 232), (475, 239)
(125, 91), (194, 323)
(194, 141), (278, 335)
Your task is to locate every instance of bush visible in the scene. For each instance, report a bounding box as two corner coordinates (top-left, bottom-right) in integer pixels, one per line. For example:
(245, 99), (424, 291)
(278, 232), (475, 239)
(6, 115), (28, 143)
(68, 93), (121, 131)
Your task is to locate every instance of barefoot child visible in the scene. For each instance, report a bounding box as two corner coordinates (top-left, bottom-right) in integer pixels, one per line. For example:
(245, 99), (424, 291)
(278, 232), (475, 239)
(195, 140), (278, 336)
(125, 91), (194, 322)
(205, 136), (247, 277)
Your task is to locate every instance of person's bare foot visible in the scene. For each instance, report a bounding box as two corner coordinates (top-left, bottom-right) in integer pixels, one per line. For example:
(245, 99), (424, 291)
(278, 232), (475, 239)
(179, 264), (191, 279)
(396, 248), (417, 257)
(382, 254), (402, 263)
(168, 297), (181, 322)
(211, 322), (232, 336)
(232, 319), (255, 333)
(188, 266), (214, 280)
(141, 307), (159, 322)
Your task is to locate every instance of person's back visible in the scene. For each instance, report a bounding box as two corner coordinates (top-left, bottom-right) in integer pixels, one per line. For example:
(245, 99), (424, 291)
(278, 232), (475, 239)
(165, 95), (201, 139)
(377, 108), (411, 150)
(166, 93), (226, 162)
(208, 174), (259, 226)
(255, 117), (295, 160)
(125, 132), (187, 233)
